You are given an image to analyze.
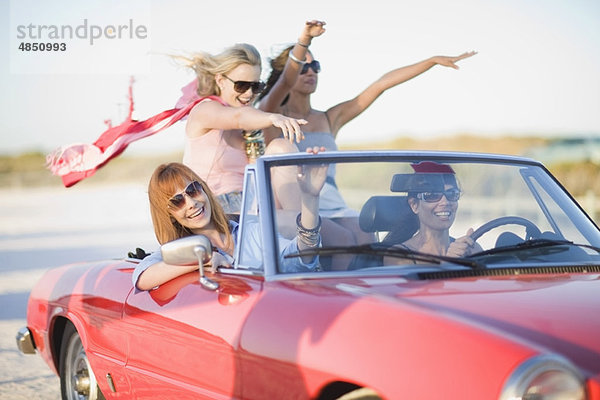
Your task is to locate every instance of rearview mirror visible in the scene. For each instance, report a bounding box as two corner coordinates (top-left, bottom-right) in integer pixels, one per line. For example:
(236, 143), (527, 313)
(161, 235), (218, 290)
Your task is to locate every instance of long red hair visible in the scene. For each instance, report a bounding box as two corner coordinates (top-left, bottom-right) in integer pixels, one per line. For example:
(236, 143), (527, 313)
(148, 162), (232, 246)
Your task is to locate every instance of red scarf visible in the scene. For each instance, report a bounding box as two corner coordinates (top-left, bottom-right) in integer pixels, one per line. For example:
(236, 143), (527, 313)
(46, 79), (223, 187)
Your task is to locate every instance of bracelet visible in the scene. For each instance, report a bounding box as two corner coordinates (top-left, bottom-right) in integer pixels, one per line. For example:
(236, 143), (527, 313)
(298, 231), (320, 248)
(296, 213), (321, 247)
(242, 129), (265, 162)
(288, 51), (306, 65)
(297, 41), (310, 48)
(296, 212), (321, 233)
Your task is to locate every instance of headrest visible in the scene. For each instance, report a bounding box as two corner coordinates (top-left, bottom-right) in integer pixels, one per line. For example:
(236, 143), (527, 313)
(359, 196), (418, 233)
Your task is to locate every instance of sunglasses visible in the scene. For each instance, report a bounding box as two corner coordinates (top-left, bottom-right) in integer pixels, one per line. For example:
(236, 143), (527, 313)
(417, 189), (461, 203)
(300, 60), (321, 75)
(169, 181), (203, 209)
(223, 75), (266, 94)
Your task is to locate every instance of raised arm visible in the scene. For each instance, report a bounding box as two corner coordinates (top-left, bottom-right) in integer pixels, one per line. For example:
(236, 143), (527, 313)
(295, 146), (327, 263)
(259, 20), (326, 115)
(187, 100), (307, 143)
(326, 51), (477, 137)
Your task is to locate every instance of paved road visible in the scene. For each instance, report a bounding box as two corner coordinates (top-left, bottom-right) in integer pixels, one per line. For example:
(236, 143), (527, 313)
(0, 184), (156, 399)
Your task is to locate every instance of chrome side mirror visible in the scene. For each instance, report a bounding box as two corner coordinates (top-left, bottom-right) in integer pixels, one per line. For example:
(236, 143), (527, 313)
(161, 235), (219, 291)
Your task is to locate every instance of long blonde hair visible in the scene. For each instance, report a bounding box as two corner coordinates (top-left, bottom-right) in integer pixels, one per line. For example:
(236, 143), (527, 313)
(148, 163), (232, 246)
(174, 43), (262, 97)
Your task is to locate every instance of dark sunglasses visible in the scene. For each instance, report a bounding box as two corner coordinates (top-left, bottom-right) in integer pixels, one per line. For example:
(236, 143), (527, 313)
(300, 60), (321, 75)
(417, 189), (461, 203)
(169, 181), (203, 209)
(223, 75), (266, 94)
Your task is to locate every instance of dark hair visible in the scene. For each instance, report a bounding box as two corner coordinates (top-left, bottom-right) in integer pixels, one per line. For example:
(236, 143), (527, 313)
(407, 173), (459, 198)
(257, 45), (314, 106)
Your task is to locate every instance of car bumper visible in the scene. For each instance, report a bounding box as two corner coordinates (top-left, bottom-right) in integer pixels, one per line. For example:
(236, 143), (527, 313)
(16, 326), (36, 354)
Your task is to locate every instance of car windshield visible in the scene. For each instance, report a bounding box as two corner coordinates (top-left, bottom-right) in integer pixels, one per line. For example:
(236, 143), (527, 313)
(257, 153), (600, 274)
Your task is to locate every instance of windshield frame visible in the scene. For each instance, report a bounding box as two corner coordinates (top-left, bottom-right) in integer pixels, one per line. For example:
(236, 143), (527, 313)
(249, 151), (600, 279)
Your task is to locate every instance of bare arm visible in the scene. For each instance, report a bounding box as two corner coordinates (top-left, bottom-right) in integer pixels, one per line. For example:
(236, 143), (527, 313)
(326, 51), (477, 137)
(295, 146), (328, 263)
(136, 261), (199, 291)
(187, 100), (307, 143)
(259, 20), (326, 115)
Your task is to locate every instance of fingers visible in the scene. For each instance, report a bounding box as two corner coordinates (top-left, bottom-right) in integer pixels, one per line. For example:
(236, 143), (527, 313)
(441, 51), (477, 70)
(290, 119), (306, 143)
(274, 117), (306, 143)
(304, 20), (326, 37)
(456, 51), (478, 61)
(447, 228), (478, 257)
(305, 146), (326, 154)
(209, 252), (232, 271)
(457, 235), (475, 247)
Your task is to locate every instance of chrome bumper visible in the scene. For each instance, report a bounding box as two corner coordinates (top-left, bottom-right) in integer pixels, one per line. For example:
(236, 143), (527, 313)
(16, 327), (36, 354)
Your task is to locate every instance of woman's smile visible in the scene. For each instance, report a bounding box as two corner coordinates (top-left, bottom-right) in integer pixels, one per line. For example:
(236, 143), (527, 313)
(187, 205), (205, 220)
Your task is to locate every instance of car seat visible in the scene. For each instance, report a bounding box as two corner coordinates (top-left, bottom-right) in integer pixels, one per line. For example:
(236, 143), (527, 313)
(348, 196), (419, 269)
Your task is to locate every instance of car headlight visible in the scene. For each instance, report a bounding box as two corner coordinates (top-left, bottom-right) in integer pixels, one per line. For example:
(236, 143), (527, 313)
(499, 354), (586, 400)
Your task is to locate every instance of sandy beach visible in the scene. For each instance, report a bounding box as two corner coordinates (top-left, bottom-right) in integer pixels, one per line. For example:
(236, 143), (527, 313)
(0, 183), (158, 398)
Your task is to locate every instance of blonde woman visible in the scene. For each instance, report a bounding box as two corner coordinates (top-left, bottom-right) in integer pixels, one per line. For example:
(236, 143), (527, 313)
(175, 43), (307, 214)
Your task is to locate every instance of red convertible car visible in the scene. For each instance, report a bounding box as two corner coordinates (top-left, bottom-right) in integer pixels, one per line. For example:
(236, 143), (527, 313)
(17, 151), (600, 399)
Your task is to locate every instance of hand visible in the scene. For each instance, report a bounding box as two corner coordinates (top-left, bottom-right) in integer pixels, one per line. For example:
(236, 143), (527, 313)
(270, 114), (306, 143)
(446, 228), (477, 257)
(296, 146), (328, 196)
(300, 20), (326, 43)
(206, 251), (232, 272)
(434, 51), (478, 69)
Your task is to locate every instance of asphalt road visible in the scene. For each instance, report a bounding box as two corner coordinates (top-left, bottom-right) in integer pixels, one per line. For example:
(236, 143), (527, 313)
(0, 184), (156, 399)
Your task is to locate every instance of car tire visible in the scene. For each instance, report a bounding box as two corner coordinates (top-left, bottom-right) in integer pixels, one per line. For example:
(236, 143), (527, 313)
(337, 387), (382, 400)
(59, 323), (105, 400)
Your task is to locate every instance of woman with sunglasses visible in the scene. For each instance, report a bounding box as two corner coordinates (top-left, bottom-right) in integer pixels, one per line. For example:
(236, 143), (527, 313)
(133, 152), (327, 291)
(257, 40), (477, 267)
(175, 43), (309, 215)
(384, 162), (482, 265)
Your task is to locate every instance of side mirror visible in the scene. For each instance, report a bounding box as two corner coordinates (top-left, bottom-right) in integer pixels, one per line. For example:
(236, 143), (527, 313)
(161, 235), (219, 291)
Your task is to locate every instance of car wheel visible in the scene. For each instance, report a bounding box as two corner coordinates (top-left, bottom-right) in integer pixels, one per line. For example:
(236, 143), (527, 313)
(59, 323), (105, 400)
(337, 387), (382, 400)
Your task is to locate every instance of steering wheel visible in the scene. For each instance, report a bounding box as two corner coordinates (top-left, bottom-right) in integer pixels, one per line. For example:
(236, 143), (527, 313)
(471, 216), (541, 242)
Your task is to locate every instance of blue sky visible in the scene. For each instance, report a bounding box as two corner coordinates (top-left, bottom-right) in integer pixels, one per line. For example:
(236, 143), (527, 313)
(1, 0), (599, 156)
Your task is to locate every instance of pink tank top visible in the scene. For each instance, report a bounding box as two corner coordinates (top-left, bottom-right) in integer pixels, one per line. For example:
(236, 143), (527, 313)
(183, 128), (247, 196)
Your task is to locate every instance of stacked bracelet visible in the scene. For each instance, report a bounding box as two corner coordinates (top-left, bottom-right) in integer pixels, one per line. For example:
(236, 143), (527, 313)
(288, 51), (306, 65)
(242, 129), (265, 163)
(297, 41), (310, 48)
(296, 213), (321, 247)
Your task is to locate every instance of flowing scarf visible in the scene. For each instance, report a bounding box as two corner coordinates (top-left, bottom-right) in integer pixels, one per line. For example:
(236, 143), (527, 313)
(46, 78), (222, 187)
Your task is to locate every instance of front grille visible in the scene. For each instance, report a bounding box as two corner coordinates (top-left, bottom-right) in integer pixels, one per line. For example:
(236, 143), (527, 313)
(417, 265), (600, 280)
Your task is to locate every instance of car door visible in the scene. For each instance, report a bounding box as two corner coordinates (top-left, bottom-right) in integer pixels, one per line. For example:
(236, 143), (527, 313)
(122, 272), (263, 399)
(121, 168), (271, 399)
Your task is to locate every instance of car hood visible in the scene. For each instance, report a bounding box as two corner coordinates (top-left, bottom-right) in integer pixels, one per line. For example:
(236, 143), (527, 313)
(325, 273), (600, 376)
